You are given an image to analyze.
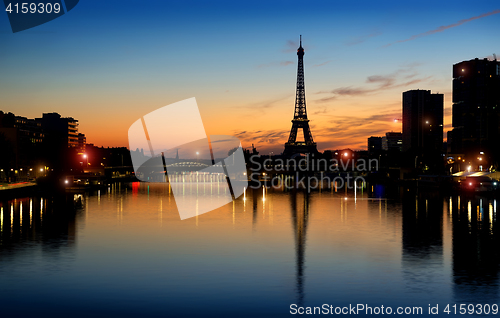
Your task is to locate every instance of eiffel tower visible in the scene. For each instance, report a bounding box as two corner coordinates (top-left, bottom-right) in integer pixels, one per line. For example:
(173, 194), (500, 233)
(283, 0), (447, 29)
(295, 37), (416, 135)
(283, 35), (318, 156)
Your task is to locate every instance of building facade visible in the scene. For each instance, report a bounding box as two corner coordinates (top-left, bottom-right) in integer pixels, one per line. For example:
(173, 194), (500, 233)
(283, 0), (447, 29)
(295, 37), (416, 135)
(368, 136), (382, 155)
(382, 132), (403, 152)
(402, 89), (444, 154)
(449, 58), (500, 166)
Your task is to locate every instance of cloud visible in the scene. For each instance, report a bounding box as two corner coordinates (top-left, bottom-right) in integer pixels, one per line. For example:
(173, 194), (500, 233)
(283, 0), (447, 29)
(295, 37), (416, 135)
(312, 106), (329, 115)
(234, 128), (289, 151)
(385, 9), (500, 47)
(312, 110), (402, 150)
(232, 110), (404, 153)
(315, 64), (431, 102)
(313, 60), (331, 67)
(238, 94), (292, 115)
(345, 31), (382, 46)
(283, 39), (299, 53)
(257, 60), (294, 68)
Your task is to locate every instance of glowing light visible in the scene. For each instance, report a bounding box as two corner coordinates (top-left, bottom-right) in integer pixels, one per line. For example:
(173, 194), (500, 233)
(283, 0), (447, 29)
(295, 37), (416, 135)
(65, 180), (69, 184)
(83, 154), (87, 158)
(344, 152), (348, 157)
(467, 166), (471, 172)
(469, 182), (472, 186)
(40, 168), (43, 172)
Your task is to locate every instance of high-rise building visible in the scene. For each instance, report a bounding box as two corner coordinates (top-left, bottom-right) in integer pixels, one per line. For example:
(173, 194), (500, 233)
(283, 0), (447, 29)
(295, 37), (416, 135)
(402, 89), (443, 155)
(0, 111), (44, 169)
(449, 58), (500, 164)
(37, 113), (79, 149)
(78, 133), (86, 154)
(382, 132), (403, 152)
(368, 136), (382, 154)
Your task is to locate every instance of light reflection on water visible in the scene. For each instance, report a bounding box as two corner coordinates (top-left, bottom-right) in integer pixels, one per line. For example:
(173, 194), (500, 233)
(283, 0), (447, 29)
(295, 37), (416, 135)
(0, 183), (499, 317)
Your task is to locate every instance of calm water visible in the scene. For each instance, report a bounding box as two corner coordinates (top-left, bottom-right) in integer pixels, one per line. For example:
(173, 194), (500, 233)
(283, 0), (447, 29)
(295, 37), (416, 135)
(0, 183), (499, 317)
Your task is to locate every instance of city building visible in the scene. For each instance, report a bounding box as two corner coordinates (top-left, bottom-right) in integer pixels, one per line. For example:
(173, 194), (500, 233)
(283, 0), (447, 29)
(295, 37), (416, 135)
(0, 110), (85, 179)
(382, 132), (403, 152)
(0, 111), (44, 170)
(78, 133), (86, 154)
(448, 58), (500, 168)
(368, 136), (382, 154)
(402, 89), (444, 157)
(37, 113), (79, 149)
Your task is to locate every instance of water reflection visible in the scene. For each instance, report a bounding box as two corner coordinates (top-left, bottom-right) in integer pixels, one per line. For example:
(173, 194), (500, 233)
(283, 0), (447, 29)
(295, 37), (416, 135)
(290, 190), (310, 307)
(0, 196), (80, 251)
(450, 196), (500, 303)
(1, 184), (500, 316)
(401, 190), (444, 293)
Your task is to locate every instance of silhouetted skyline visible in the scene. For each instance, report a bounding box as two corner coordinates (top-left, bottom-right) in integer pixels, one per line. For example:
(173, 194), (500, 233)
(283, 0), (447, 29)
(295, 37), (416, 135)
(0, 1), (499, 154)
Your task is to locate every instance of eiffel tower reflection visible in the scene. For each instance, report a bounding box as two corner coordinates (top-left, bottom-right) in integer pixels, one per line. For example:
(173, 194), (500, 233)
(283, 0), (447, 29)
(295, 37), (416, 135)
(290, 190), (310, 306)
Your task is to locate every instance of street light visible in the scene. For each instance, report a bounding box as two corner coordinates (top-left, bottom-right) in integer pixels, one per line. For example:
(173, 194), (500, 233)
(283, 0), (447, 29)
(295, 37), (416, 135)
(82, 154), (89, 167)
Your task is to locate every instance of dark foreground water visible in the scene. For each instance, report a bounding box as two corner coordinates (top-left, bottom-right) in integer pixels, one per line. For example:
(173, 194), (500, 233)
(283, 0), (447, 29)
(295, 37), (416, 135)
(0, 183), (499, 317)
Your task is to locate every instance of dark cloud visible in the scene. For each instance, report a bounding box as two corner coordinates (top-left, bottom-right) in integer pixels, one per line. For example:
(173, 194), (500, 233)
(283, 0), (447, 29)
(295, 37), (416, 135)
(234, 109), (403, 153)
(315, 64), (431, 102)
(312, 107), (328, 115)
(312, 110), (402, 150)
(234, 128), (289, 153)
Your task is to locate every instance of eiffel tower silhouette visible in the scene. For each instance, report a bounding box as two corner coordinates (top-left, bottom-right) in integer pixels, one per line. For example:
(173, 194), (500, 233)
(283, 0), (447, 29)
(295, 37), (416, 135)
(283, 35), (318, 156)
